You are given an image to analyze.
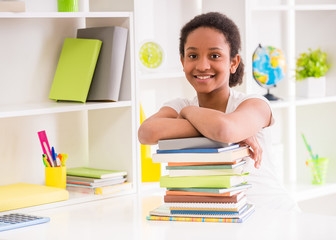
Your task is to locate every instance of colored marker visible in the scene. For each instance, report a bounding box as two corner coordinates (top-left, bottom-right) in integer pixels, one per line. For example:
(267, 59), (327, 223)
(42, 154), (51, 167)
(62, 153), (68, 167)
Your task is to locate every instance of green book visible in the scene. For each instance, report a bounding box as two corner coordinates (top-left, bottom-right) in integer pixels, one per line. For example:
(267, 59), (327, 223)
(160, 175), (246, 189)
(66, 167), (127, 179)
(49, 38), (102, 103)
(167, 183), (252, 194)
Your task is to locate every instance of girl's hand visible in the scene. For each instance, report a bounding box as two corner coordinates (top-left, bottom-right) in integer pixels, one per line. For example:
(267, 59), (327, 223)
(239, 135), (262, 169)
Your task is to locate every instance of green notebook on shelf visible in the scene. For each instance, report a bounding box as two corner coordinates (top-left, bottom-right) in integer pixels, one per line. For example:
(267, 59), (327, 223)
(66, 167), (127, 179)
(49, 38), (102, 103)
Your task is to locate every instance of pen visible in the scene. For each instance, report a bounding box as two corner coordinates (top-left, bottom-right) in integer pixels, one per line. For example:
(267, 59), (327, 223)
(51, 146), (57, 167)
(301, 133), (317, 160)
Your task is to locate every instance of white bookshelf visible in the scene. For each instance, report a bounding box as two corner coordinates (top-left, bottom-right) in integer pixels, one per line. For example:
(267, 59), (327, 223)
(0, 101), (132, 118)
(0, 11), (132, 18)
(288, 183), (336, 202)
(135, 0), (336, 200)
(0, 0), (139, 210)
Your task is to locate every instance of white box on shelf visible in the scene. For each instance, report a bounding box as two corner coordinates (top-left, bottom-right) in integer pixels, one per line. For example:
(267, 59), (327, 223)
(296, 76), (326, 98)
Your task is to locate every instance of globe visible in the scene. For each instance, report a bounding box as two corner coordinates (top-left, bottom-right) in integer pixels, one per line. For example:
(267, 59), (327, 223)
(252, 44), (287, 101)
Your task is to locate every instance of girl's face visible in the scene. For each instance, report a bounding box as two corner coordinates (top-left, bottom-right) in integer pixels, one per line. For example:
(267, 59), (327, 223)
(181, 27), (240, 94)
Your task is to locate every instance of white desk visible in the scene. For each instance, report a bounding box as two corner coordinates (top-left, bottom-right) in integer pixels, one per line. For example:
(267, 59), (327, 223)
(1, 189), (336, 240)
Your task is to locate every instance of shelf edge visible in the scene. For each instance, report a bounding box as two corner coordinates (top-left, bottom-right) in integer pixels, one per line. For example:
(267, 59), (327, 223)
(0, 11), (132, 18)
(0, 101), (133, 118)
(287, 183), (336, 202)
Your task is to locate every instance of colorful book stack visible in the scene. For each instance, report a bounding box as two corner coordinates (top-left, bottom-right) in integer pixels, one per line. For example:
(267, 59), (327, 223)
(147, 137), (255, 223)
(66, 167), (131, 195)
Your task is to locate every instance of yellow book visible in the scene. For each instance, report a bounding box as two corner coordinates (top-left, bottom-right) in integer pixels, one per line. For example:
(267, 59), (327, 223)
(0, 183), (69, 212)
(95, 182), (132, 195)
(140, 104), (161, 182)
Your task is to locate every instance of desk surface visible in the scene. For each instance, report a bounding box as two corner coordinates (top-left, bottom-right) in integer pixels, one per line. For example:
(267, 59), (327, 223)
(1, 189), (336, 240)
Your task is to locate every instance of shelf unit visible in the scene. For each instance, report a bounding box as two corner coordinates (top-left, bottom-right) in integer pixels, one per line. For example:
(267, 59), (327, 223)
(0, 0), (140, 210)
(135, 0), (336, 201)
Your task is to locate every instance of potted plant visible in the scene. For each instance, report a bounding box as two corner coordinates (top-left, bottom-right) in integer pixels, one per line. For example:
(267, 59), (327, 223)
(295, 48), (331, 98)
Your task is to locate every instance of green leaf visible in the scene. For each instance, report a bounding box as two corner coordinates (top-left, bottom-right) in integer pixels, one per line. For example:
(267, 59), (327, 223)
(295, 48), (331, 81)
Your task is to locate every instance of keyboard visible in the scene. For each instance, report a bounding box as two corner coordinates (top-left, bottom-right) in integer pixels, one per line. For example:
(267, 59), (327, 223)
(0, 213), (50, 232)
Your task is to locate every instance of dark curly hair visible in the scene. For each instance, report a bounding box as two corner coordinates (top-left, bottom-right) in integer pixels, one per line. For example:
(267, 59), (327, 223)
(179, 12), (244, 87)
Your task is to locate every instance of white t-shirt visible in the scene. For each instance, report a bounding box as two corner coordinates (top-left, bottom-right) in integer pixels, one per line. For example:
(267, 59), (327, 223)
(163, 88), (299, 211)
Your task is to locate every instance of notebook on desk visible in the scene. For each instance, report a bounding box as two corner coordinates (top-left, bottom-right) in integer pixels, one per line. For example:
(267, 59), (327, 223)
(0, 183), (69, 212)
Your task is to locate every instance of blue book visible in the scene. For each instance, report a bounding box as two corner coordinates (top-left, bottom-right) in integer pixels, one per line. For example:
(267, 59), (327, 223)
(156, 144), (239, 154)
(171, 204), (248, 216)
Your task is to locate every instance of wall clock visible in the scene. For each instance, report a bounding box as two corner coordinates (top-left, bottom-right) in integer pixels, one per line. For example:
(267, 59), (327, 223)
(139, 41), (164, 70)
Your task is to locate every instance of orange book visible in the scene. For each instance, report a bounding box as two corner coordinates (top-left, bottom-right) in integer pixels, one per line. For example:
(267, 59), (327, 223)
(164, 191), (246, 203)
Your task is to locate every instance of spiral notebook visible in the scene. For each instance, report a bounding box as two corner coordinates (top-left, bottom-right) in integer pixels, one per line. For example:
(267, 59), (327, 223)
(165, 197), (247, 211)
(147, 203), (255, 223)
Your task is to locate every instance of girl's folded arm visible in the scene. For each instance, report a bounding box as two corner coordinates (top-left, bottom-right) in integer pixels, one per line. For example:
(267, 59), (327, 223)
(179, 98), (272, 143)
(138, 106), (201, 145)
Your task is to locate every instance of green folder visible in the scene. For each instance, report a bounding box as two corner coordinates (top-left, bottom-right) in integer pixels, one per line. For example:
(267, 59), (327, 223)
(160, 175), (245, 189)
(49, 38), (102, 103)
(66, 167), (127, 179)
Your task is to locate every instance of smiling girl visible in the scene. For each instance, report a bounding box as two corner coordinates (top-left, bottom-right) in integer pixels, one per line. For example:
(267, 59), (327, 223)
(138, 12), (298, 211)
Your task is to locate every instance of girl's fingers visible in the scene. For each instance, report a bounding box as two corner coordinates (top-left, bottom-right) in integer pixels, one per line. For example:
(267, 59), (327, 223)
(240, 136), (262, 169)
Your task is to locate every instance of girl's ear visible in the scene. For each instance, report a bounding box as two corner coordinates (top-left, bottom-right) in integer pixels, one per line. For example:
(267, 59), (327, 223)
(230, 54), (241, 74)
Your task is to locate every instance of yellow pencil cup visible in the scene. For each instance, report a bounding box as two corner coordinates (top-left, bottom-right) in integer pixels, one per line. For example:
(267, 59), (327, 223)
(45, 167), (67, 189)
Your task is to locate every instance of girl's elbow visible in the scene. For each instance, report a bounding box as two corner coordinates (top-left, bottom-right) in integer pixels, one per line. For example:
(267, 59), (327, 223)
(212, 122), (234, 143)
(138, 124), (158, 145)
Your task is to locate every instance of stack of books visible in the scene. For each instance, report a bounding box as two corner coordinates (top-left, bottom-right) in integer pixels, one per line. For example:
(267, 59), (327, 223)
(66, 167), (131, 195)
(146, 137), (255, 223)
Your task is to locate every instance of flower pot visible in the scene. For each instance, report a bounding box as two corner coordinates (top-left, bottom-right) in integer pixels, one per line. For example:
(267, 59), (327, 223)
(296, 76), (326, 98)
